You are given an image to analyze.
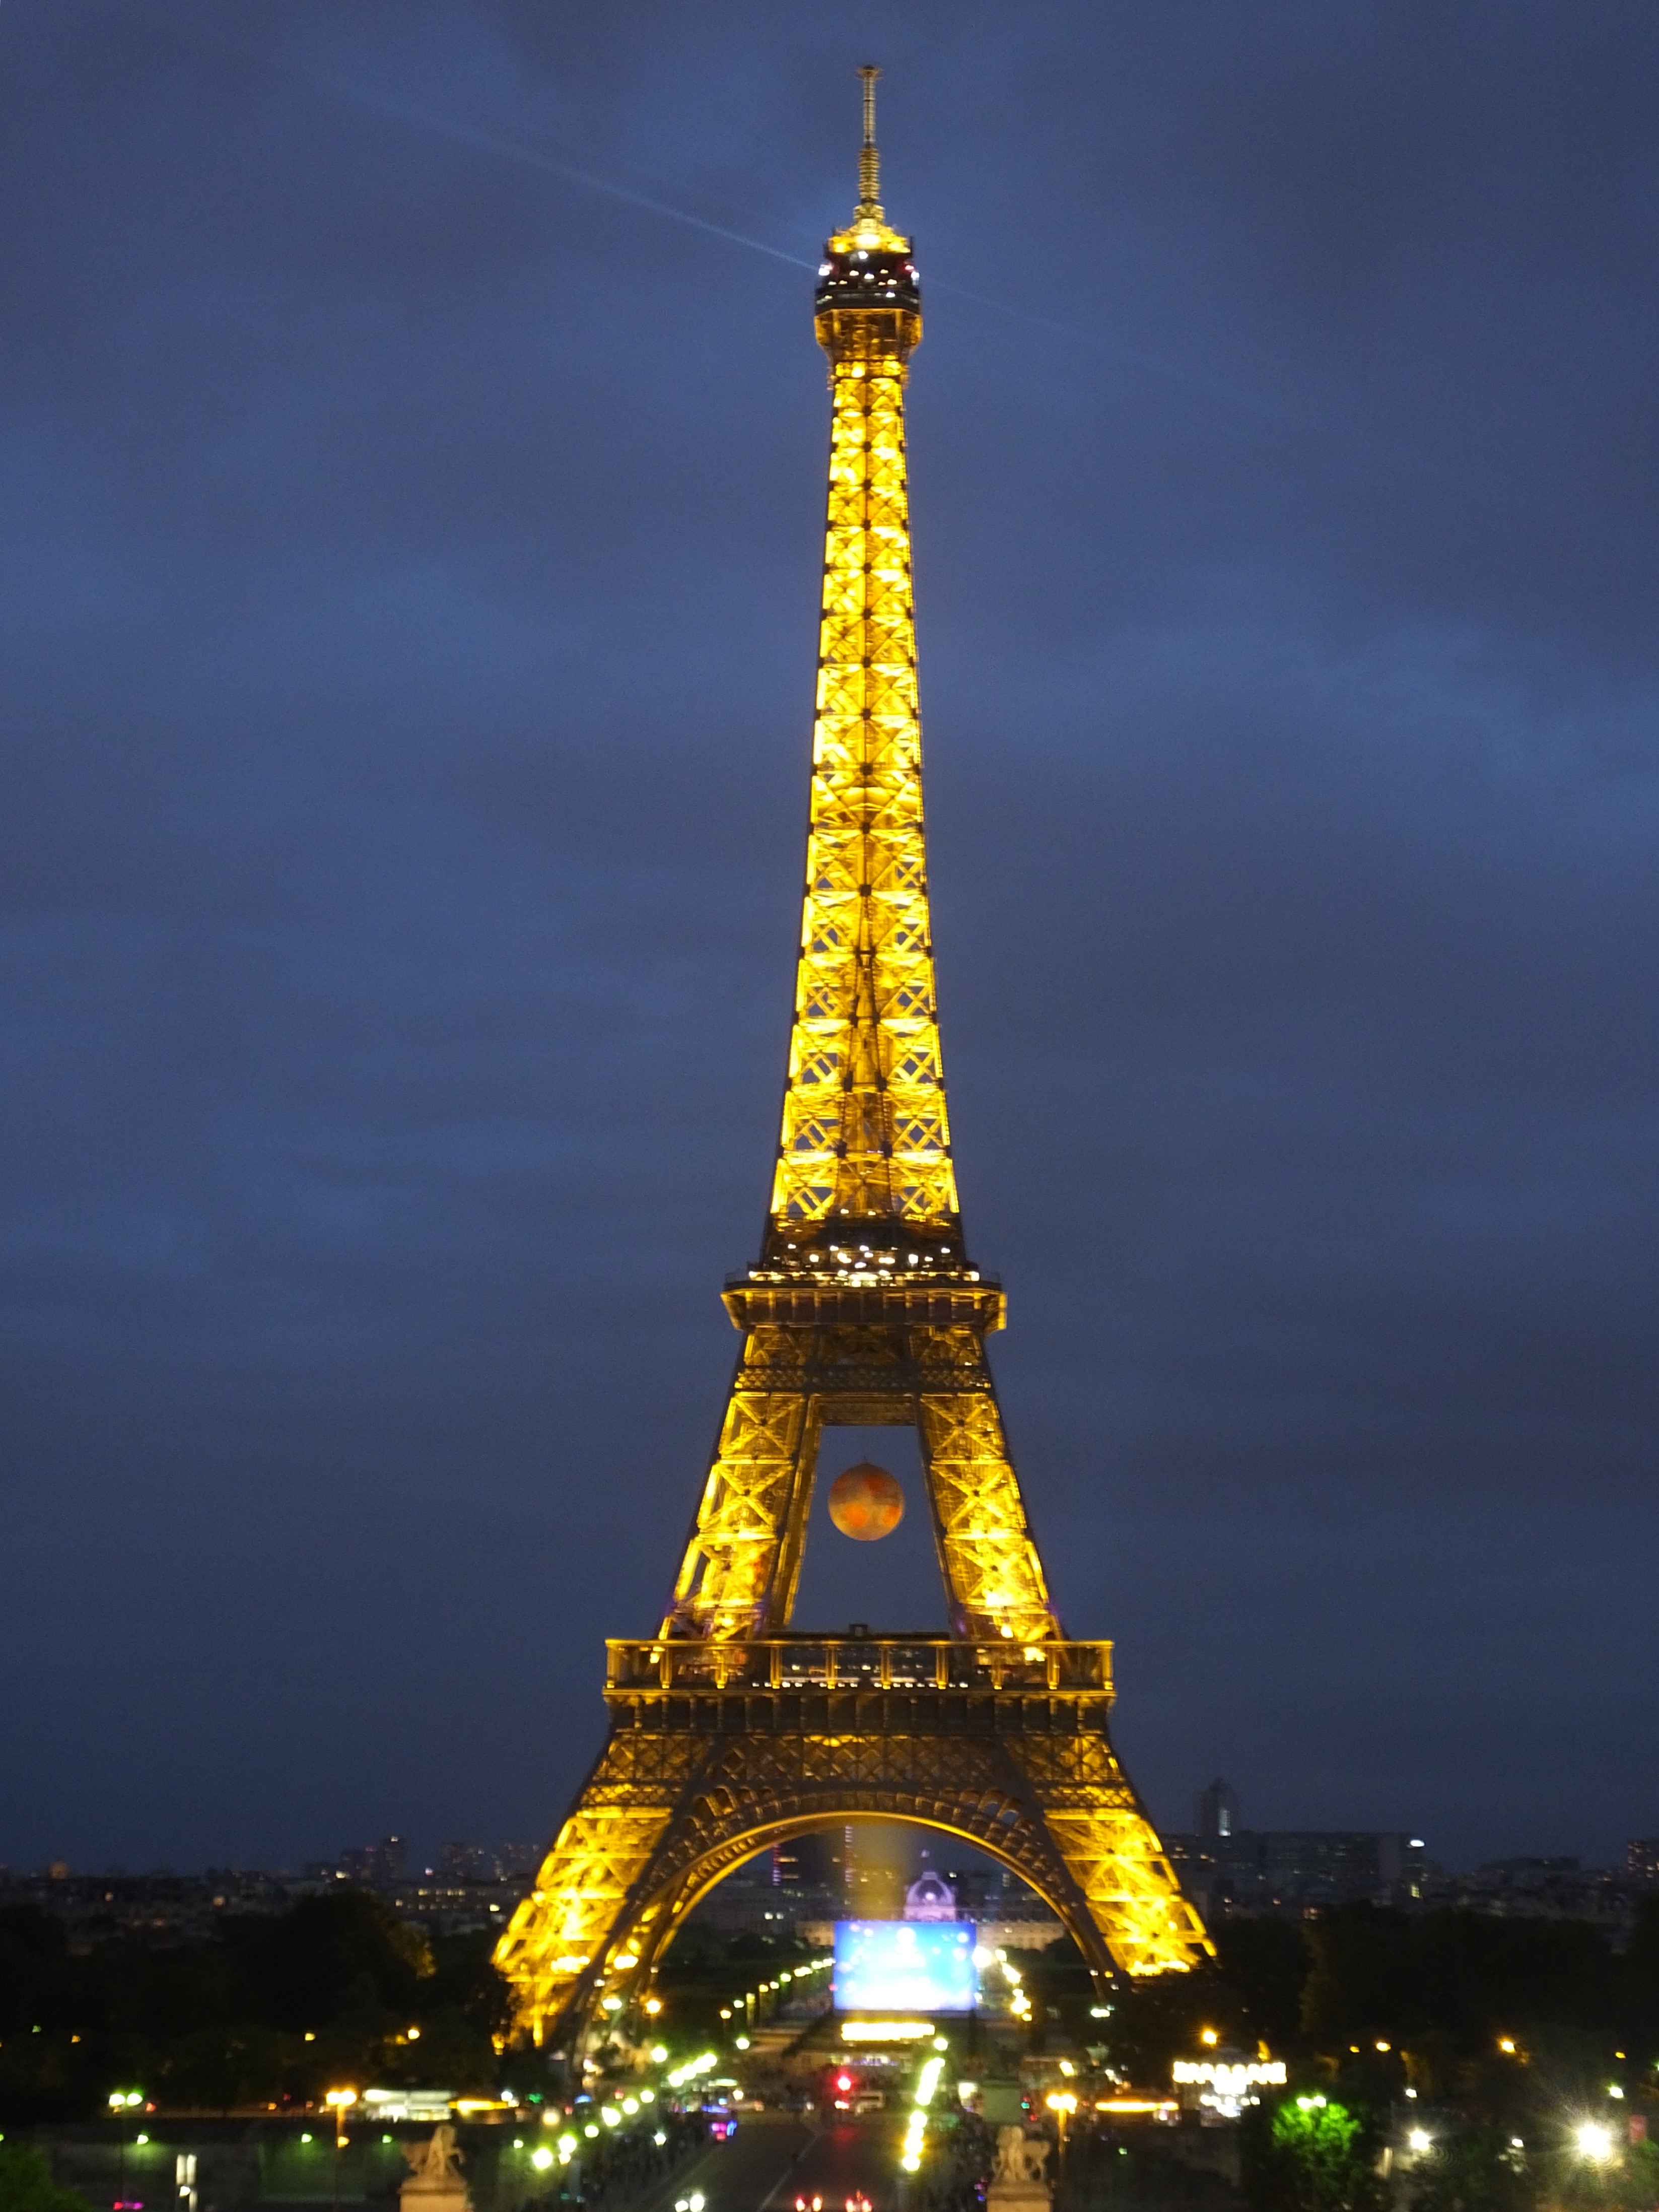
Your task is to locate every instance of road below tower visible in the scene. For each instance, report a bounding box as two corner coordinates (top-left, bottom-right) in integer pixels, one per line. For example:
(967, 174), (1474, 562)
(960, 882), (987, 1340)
(629, 2113), (907, 2212)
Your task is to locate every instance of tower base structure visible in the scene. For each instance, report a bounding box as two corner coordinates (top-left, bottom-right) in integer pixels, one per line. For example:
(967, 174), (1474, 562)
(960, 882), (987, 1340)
(496, 1636), (1208, 2050)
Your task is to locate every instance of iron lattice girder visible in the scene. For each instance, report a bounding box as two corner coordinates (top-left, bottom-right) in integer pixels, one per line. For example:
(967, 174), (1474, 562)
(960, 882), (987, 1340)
(663, 1315), (1056, 1643)
(773, 338), (954, 1229)
(493, 1661), (1210, 2052)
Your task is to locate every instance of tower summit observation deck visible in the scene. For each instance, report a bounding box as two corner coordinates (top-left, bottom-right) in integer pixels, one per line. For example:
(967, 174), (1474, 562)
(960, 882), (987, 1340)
(495, 70), (1210, 2057)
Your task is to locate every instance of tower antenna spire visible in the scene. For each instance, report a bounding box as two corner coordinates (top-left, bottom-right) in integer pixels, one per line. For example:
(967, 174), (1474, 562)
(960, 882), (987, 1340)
(858, 62), (881, 211)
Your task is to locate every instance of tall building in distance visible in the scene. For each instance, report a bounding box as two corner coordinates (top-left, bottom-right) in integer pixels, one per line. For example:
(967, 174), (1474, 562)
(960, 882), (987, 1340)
(1195, 1778), (1239, 1839)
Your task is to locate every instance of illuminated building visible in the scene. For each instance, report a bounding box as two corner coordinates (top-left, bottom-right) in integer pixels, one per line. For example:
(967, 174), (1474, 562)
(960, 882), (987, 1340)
(495, 69), (1210, 2053)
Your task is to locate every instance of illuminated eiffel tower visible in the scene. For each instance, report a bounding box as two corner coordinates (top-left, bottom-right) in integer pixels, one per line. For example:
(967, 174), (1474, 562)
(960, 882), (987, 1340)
(496, 70), (1211, 2053)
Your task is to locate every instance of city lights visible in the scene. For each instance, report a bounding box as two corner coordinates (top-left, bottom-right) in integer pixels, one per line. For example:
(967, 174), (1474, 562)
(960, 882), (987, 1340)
(530, 2150), (554, 2172)
(1576, 2123), (1614, 2162)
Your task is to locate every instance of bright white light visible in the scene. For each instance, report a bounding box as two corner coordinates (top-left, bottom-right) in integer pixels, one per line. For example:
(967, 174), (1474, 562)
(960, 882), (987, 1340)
(1609, 2086), (1625, 2099)
(1576, 2123), (1613, 2162)
(530, 2149), (554, 2171)
(1407, 2129), (1431, 2154)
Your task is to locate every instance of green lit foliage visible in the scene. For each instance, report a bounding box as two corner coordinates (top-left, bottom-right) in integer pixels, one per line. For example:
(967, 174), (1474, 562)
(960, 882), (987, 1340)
(1242, 2096), (1386, 2212)
(0, 2143), (93, 2212)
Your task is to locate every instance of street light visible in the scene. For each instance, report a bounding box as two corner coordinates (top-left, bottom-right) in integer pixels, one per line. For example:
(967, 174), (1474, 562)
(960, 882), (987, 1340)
(1046, 2090), (1077, 2165)
(324, 2089), (357, 2212)
(1576, 2122), (1614, 2163)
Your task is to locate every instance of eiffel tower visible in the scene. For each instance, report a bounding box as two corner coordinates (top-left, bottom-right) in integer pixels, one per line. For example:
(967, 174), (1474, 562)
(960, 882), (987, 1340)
(496, 69), (1211, 2053)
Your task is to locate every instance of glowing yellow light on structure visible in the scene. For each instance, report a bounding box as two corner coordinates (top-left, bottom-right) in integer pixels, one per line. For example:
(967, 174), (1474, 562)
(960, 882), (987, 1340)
(842, 2021), (935, 2043)
(1173, 2062), (1286, 2090)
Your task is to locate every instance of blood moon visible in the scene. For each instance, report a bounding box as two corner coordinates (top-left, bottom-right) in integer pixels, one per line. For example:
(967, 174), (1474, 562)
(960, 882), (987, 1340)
(827, 1460), (905, 1540)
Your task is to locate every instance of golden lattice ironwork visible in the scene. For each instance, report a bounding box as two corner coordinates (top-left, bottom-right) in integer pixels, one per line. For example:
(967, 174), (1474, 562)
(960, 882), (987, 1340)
(496, 75), (1211, 2055)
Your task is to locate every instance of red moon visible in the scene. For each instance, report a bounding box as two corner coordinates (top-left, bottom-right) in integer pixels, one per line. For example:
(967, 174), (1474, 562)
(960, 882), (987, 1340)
(827, 1460), (905, 1540)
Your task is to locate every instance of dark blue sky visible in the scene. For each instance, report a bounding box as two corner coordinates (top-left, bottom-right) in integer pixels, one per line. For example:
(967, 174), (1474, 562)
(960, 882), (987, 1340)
(3, 2), (1657, 1879)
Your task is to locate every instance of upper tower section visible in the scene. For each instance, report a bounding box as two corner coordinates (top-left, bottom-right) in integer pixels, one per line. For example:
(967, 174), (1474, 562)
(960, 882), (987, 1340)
(813, 65), (922, 366)
(764, 69), (961, 1273)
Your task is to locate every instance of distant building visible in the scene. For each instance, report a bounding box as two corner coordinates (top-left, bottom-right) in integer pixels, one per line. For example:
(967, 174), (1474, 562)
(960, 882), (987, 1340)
(436, 1842), (492, 1884)
(1627, 1839), (1659, 1884)
(1167, 1827), (1435, 1917)
(1195, 1779), (1239, 1840)
(1447, 1856), (1636, 1923)
(903, 1872), (957, 1920)
(339, 1836), (407, 1883)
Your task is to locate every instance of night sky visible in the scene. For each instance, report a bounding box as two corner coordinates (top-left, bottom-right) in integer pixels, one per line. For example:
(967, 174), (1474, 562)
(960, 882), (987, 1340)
(4, 2), (1658, 1881)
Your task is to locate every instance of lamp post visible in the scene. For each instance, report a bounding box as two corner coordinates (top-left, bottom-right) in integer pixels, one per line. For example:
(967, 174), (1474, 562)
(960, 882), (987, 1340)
(1045, 2092), (1076, 2176)
(324, 2090), (357, 2212)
